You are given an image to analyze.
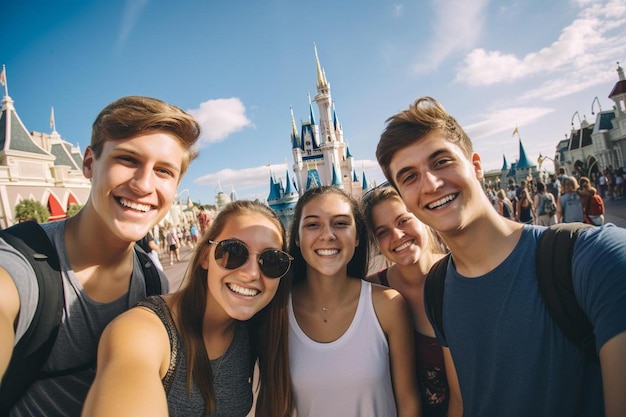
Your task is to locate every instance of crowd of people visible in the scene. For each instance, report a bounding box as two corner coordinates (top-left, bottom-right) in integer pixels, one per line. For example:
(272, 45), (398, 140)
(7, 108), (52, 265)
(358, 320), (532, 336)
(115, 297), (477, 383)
(485, 166), (617, 228)
(1, 95), (624, 417)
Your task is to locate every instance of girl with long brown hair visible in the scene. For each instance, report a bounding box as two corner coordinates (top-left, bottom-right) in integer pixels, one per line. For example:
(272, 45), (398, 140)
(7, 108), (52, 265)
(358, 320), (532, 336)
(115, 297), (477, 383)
(83, 201), (293, 417)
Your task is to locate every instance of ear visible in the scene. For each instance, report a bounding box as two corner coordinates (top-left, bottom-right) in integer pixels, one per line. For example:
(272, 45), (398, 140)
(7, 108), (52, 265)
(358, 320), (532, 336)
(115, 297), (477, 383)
(471, 152), (484, 181)
(82, 146), (95, 179)
(295, 238), (300, 247)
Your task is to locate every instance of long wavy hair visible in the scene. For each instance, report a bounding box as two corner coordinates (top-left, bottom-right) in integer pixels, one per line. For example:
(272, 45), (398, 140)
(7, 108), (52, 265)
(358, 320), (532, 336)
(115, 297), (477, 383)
(288, 186), (370, 285)
(171, 200), (293, 416)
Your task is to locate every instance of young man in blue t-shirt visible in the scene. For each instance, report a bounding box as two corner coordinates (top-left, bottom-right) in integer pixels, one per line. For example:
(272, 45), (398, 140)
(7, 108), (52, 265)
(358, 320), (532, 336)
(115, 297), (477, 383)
(376, 96), (626, 417)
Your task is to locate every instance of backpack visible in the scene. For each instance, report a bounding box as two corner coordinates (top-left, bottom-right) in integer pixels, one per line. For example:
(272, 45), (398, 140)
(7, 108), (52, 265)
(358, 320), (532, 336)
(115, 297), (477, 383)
(586, 194), (604, 216)
(543, 193), (557, 216)
(424, 223), (597, 362)
(0, 221), (163, 414)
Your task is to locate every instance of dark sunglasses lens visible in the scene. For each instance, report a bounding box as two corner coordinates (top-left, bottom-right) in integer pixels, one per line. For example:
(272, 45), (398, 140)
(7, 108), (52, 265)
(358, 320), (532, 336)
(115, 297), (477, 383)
(214, 240), (248, 270)
(258, 250), (291, 278)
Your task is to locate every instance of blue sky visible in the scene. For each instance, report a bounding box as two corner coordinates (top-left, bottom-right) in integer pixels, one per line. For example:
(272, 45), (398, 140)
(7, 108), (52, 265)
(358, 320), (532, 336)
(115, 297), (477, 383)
(2, 0), (625, 204)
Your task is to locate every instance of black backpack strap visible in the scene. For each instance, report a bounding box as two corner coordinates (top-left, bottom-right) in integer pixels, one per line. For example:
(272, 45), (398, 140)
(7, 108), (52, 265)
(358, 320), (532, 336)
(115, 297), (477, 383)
(535, 223), (597, 361)
(133, 244), (162, 296)
(0, 221), (63, 414)
(424, 253), (451, 342)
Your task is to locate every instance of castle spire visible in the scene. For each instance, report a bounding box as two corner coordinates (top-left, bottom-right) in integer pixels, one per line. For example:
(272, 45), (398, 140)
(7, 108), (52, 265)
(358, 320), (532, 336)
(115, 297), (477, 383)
(314, 43), (328, 90)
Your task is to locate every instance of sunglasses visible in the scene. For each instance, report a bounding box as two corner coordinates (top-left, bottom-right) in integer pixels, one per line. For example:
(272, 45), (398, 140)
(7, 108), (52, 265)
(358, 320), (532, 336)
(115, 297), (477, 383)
(208, 238), (293, 279)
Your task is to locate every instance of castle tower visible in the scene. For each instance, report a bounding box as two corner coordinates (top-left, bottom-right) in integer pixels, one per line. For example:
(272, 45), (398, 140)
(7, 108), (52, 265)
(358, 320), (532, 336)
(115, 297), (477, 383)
(290, 45), (362, 197)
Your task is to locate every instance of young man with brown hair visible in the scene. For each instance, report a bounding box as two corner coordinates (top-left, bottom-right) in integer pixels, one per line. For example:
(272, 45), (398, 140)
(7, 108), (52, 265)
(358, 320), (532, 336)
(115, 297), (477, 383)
(376, 96), (626, 417)
(0, 96), (200, 416)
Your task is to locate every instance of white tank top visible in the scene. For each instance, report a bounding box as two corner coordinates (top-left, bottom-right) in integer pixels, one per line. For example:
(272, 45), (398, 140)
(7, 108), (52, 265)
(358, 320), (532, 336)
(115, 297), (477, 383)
(288, 280), (397, 417)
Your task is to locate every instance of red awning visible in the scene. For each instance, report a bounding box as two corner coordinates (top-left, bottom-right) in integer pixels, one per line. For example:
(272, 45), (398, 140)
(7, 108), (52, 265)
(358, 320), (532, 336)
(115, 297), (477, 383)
(48, 195), (66, 221)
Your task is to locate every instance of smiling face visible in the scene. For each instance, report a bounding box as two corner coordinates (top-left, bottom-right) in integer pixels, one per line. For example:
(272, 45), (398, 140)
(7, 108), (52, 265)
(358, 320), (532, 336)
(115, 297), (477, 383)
(200, 212), (283, 321)
(371, 198), (430, 266)
(388, 131), (486, 235)
(297, 193), (359, 278)
(82, 132), (184, 243)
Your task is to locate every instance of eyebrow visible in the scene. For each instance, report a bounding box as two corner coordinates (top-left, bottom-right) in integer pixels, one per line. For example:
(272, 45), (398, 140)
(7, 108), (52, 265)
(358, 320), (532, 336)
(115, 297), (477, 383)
(373, 213), (405, 234)
(394, 148), (449, 184)
(113, 146), (182, 173)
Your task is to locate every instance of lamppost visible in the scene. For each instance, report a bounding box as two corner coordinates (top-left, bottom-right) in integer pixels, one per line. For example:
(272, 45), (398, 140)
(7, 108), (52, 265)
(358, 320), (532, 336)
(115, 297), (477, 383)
(176, 189), (195, 225)
(571, 111), (582, 130)
(591, 96), (602, 116)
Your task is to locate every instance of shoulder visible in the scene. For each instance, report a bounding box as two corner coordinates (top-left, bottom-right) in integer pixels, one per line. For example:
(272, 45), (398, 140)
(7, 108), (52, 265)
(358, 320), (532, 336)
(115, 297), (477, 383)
(576, 224), (626, 255)
(99, 300), (171, 369)
(371, 283), (409, 318)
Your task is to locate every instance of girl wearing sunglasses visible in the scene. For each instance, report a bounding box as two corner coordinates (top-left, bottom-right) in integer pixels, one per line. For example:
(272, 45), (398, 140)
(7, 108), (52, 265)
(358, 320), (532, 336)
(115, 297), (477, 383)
(363, 186), (461, 417)
(287, 186), (421, 417)
(83, 201), (294, 417)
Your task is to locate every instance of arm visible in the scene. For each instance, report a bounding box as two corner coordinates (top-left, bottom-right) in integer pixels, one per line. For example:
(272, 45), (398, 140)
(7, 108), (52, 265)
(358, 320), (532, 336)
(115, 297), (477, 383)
(599, 331), (626, 417)
(442, 347), (463, 417)
(0, 267), (19, 379)
(82, 307), (171, 417)
(148, 239), (159, 252)
(556, 197), (563, 223)
(373, 286), (422, 417)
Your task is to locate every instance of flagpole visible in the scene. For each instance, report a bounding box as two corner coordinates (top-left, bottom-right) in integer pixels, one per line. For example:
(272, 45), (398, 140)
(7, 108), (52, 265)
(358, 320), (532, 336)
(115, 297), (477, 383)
(50, 106), (57, 132)
(1, 64), (8, 97)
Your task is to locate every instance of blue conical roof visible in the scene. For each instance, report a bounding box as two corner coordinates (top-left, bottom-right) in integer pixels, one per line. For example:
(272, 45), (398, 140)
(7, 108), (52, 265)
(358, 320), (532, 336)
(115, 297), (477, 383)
(285, 170), (297, 194)
(362, 171), (370, 190)
(501, 154), (509, 171)
(516, 139), (535, 168)
(331, 164), (342, 186)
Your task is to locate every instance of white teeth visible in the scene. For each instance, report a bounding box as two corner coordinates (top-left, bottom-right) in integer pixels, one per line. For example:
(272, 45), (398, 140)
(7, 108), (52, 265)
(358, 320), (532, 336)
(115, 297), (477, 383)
(316, 249), (339, 256)
(394, 241), (412, 252)
(427, 194), (456, 209)
(119, 198), (151, 212)
(228, 283), (259, 297)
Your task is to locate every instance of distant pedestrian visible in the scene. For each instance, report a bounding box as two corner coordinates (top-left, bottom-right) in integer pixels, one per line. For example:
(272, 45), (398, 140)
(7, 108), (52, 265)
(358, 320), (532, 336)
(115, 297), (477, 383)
(198, 207), (211, 235)
(578, 176), (605, 226)
(166, 224), (181, 265)
(496, 189), (514, 219)
(533, 182), (557, 226)
(557, 177), (584, 223)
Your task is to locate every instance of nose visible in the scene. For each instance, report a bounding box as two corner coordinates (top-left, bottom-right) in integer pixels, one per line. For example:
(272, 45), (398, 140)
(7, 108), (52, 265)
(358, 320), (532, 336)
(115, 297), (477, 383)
(238, 254), (262, 281)
(130, 166), (155, 195)
(319, 223), (336, 241)
(422, 170), (443, 193)
(390, 227), (404, 241)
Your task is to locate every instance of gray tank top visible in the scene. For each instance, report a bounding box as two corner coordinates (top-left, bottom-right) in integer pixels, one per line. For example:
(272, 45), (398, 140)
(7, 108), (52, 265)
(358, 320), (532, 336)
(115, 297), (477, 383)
(137, 296), (253, 417)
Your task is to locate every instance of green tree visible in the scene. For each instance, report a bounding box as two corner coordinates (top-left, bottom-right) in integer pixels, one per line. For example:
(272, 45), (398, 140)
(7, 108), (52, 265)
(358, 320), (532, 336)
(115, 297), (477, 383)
(66, 203), (82, 218)
(14, 199), (50, 224)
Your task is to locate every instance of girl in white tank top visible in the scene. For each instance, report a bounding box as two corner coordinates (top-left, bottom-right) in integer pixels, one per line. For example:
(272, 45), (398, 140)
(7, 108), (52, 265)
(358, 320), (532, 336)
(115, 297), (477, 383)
(286, 186), (421, 417)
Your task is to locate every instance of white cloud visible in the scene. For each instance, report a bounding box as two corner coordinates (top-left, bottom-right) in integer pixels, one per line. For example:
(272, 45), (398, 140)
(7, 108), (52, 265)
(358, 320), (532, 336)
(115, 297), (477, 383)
(194, 164), (286, 191)
(187, 98), (253, 145)
(455, 0), (626, 87)
(117, 0), (149, 48)
(413, 0), (489, 72)
(464, 106), (555, 139)
(192, 160), (386, 194)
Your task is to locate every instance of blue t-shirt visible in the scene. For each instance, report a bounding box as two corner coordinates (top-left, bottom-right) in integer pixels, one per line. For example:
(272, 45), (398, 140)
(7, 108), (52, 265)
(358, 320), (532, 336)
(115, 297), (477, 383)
(430, 224), (626, 417)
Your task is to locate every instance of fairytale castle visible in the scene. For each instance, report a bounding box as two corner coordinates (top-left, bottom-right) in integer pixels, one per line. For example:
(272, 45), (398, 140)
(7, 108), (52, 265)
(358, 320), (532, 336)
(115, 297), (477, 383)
(268, 45), (371, 225)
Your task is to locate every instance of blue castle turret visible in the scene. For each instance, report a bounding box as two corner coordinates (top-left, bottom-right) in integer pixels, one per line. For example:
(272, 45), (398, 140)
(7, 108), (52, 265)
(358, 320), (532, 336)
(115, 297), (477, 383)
(267, 169), (299, 226)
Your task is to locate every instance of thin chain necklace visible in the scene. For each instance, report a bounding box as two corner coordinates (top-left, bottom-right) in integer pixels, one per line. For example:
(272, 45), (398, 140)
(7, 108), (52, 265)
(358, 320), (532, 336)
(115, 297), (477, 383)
(320, 305), (339, 323)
